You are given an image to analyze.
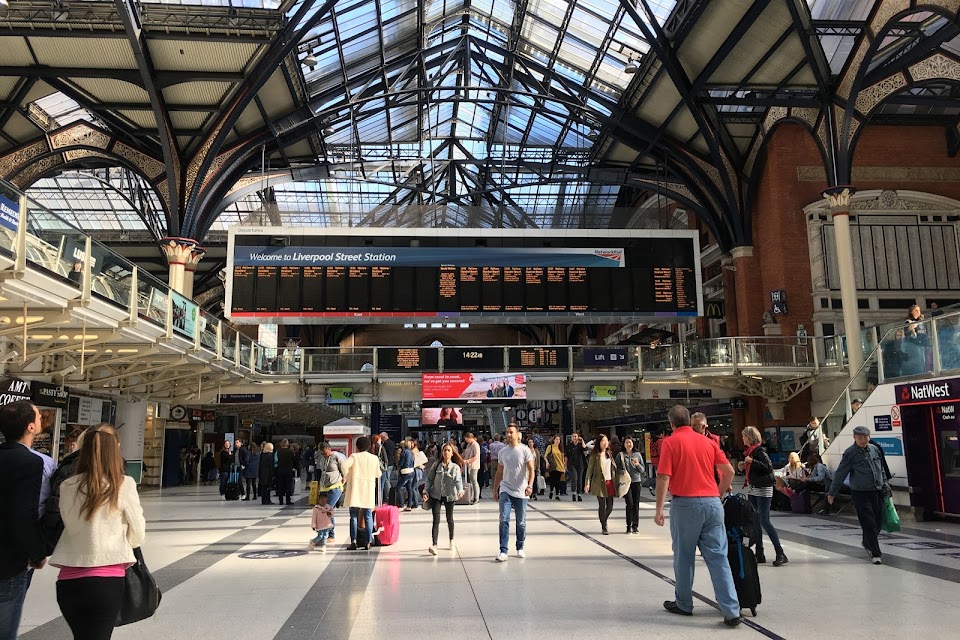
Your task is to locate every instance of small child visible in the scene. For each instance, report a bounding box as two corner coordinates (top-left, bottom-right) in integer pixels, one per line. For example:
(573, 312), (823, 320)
(309, 492), (334, 551)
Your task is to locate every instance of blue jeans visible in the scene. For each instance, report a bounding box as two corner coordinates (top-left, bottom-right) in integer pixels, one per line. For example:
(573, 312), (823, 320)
(747, 494), (783, 557)
(349, 507), (374, 544)
(380, 467), (394, 504)
(398, 472), (417, 508)
(668, 497), (740, 619)
(311, 527), (333, 546)
(0, 567), (33, 640)
(319, 487), (342, 538)
(498, 492), (528, 554)
(413, 468), (424, 507)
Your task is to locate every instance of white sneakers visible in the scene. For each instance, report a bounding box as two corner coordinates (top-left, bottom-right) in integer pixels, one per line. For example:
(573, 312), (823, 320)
(449, 541), (457, 554)
(496, 552), (508, 562)
(495, 550), (525, 561)
(517, 549), (526, 559)
(872, 557), (882, 565)
(429, 545), (438, 556)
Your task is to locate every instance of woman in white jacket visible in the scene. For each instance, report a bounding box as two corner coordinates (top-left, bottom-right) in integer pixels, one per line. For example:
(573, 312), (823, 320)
(50, 424), (146, 639)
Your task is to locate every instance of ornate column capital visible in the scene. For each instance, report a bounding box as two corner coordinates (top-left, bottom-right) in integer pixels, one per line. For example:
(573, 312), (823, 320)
(184, 247), (206, 272)
(159, 237), (199, 266)
(822, 186), (857, 215)
(729, 246), (754, 261)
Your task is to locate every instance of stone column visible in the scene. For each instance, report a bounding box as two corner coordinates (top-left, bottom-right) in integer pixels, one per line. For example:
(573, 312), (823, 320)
(730, 246), (763, 336)
(822, 187), (863, 379)
(182, 247), (205, 299)
(159, 238), (199, 295)
(116, 398), (148, 464)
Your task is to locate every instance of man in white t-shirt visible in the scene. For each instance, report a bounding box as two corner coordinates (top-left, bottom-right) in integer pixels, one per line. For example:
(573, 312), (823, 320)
(463, 433), (481, 503)
(492, 424), (535, 562)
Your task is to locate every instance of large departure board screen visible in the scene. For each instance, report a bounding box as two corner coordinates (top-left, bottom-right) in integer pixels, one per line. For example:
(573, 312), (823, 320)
(226, 229), (702, 324)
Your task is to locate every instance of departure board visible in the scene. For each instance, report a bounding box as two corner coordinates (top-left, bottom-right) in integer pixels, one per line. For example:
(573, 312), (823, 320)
(226, 230), (702, 324)
(509, 347), (569, 369)
(379, 347), (440, 371)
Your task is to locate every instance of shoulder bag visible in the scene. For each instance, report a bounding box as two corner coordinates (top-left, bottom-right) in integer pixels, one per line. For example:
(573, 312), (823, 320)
(616, 453), (632, 498)
(116, 547), (162, 626)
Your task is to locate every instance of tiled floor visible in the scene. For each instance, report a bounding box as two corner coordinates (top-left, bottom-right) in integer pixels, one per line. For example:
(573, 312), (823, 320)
(19, 485), (960, 639)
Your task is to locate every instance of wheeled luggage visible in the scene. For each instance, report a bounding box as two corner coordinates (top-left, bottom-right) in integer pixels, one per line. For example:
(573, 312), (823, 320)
(457, 483), (474, 505)
(224, 465), (242, 501)
(723, 493), (761, 547)
(374, 504), (400, 546)
(727, 528), (761, 616)
(790, 489), (812, 514)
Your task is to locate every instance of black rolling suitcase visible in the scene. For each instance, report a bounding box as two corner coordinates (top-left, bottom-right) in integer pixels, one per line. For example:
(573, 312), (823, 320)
(224, 465), (242, 501)
(727, 528), (761, 616)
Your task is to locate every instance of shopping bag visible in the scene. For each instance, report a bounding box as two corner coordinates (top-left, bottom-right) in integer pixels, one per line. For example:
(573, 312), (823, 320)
(881, 496), (901, 533)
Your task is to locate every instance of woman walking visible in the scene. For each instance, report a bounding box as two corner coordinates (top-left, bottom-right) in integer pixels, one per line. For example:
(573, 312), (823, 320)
(618, 437), (645, 534)
(50, 424), (146, 640)
(423, 443), (465, 555)
(526, 438), (543, 500)
(544, 435), (566, 501)
(740, 426), (788, 566)
(397, 440), (417, 512)
(242, 442), (260, 501)
(342, 436), (382, 551)
(585, 434), (615, 534)
(259, 442), (276, 505)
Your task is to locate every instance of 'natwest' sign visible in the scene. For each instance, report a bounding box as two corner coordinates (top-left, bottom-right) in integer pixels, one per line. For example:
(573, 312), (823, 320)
(895, 378), (960, 405)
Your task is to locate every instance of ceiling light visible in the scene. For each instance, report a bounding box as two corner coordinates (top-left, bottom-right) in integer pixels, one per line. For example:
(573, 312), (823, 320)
(304, 53), (318, 69)
(625, 57), (640, 74)
(0, 0), (9, 8)
(322, 122), (334, 135)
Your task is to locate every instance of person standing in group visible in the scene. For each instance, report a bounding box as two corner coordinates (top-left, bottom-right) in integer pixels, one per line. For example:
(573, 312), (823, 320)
(567, 432), (586, 501)
(0, 401), (51, 640)
(585, 434), (615, 535)
(259, 443), (276, 505)
(488, 434), (506, 484)
(654, 405), (741, 627)
(424, 443), (465, 555)
(828, 426), (890, 564)
(493, 424), (535, 562)
(378, 431), (397, 506)
(315, 441), (344, 542)
(397, 440), (417, 512)
(619, 436), (645, 534)
(412, 440), (428, 509)
(691, 412), (721, 447)
(342, 437), (382, 551)
(739, 427), (788, 566)
(544, 435), (566, 501)
(275, 439), (297, 505)
(50, 424), (146, 640)
(463, 432), (481, 503)
(242, 442), (260, 501)
(217, 440), (233, 500)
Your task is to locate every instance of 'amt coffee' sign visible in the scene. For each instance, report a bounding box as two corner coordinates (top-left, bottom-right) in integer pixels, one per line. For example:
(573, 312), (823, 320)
(895, 378), (960, 405)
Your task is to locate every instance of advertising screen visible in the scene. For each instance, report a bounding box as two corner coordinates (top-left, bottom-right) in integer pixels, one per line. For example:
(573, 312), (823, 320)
(326, 387), (354, 404)
(422, 372), (527, 402)
(590, 385), (618, 402)
(421, 407), (465, 427)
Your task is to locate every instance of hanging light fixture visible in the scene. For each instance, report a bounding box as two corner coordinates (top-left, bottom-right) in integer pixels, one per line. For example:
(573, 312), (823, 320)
(322, 121), (334, 136)
(304, 53), (318, 69)
(624, 55), (640, 74)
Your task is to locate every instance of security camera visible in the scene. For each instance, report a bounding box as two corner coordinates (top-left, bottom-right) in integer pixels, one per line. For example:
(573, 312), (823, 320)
(58, 364), (78, 376)
(0, 350), (18, 362)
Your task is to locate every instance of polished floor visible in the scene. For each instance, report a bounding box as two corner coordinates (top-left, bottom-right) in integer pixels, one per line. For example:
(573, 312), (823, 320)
(19, 484), (960, 639)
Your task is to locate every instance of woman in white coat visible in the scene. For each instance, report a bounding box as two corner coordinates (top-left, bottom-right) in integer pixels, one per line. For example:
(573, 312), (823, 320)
(50, 424), (146, 640)
(342, 436), (382, 550)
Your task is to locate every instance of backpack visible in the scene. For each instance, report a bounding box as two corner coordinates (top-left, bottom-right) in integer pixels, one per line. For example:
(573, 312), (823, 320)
(723, 493), (761, 547)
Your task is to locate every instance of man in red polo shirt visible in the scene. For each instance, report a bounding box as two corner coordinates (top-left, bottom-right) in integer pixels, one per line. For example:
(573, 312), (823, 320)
(654, 405), (741, 627)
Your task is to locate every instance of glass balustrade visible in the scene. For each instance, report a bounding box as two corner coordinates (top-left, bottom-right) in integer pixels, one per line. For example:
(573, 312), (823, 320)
(199, 309), (220, 355)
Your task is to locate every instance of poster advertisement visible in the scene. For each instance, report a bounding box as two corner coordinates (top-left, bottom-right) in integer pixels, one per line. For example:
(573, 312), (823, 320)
(171, 290), (198, 339)
(421, 372), (527, 401)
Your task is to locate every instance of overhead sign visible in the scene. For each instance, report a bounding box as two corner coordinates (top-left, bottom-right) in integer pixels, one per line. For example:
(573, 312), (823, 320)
(704, 301), (725, 319)
(443, 347), (503, 370)
(871, 437), (904, 457)
(0, 190), (21, 233)
(509, 346), (568, 369)
(669, 388), (712, 399)
(895, 378), (960, 405)
(218, 393), (264, 404)
(0, 378), (31, 405)
(378, 347), (439, 371)
(422, 372), (527, 402)
(31, 381), (69, 409)
(582, 347), (629, 367)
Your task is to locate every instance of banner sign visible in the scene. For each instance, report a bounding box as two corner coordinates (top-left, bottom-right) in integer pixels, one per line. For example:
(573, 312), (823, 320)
(871, 437), (904, 456)
(895, 378), (960, 405)
(326, 387), (354, 404)
(422, 372), (527, 401)
(31, 381), (69, 409)
(234, 246), (625, 268)
(0, 192), (20, 233)
(582, 347), (629, 367)
(218, 393), (264, 404)
(590, 385), (618, 402)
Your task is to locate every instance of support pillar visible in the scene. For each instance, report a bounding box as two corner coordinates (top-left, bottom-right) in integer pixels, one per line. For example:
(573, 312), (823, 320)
(822, 187), (863, 380)
(182, 247), (205, 299)
(116, 398), (148, 464)
(730, 246), (763, 336)
(159, 238), (199, 295)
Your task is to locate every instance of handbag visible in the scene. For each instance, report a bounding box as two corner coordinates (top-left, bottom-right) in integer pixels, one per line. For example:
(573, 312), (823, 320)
(615, 454), (631, 498)
(882, 496), (901, 533)
(116, 547), (161, 626)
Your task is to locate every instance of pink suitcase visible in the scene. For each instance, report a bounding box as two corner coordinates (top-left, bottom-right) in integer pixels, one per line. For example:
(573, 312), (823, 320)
(374, 504), (400, 546)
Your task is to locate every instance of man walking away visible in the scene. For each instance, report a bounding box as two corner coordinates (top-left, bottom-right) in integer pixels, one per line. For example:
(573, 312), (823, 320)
(654, 405), (742, 627)
(276, 439), (297, 505)
(463, 432), (481, 502)
(493, 424), (535, 562)
(0, 401), (51, 640)
(828, 426), (889, 564)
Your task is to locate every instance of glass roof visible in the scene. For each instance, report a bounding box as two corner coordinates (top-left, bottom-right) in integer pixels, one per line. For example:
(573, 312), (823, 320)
(31, 93), (104, 131)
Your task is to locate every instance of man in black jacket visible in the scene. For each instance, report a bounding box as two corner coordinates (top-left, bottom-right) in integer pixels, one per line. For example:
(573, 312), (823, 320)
(218, 440), (234, 499)
(275, 439), (297, 505)
(0, 400), (50, 639)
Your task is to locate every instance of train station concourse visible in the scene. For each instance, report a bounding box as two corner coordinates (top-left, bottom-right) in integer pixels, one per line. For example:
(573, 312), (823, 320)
(3, 0), (960, 638)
